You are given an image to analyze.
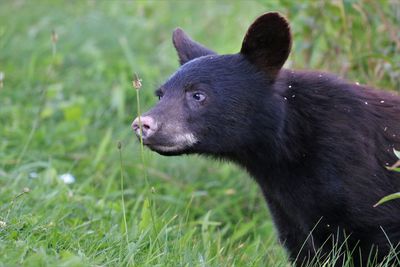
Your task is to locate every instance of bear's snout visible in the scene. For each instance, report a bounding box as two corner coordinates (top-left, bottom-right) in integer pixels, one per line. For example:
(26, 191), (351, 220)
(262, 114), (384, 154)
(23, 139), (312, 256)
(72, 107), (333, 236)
(132, 116), (158, 140)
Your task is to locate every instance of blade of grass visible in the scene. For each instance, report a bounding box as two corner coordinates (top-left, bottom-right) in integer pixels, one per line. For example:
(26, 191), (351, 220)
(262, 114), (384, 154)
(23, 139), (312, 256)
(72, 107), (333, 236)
(374, 193), (400, 207)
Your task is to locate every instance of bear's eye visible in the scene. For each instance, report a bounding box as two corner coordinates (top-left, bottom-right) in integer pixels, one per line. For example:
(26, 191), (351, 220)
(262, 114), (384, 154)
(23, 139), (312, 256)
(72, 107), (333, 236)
(192, 92), (205, 102)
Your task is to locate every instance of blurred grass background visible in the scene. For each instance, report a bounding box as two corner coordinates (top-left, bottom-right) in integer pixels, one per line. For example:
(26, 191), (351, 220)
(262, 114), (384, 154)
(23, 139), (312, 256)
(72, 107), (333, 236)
(0, 0), (399, 266)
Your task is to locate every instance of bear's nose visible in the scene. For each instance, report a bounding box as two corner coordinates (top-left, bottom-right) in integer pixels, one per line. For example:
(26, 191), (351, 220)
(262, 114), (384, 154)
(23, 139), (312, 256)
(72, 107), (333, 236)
(131, 116), (158, 139)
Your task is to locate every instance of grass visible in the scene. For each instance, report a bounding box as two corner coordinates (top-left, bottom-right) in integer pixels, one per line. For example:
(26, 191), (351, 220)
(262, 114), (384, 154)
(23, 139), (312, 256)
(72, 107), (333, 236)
(0, 1), (399, 266)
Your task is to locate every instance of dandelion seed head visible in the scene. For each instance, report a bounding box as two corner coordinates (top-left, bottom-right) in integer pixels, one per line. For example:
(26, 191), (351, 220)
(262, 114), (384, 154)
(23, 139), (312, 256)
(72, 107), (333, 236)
(132, 73), (142, 89)
(51, 30), (58, 43)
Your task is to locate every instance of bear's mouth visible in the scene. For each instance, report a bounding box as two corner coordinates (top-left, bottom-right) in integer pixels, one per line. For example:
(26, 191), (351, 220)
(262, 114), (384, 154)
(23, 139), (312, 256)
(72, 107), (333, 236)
(138, 132), (198, 156)
(145, 143), (188, 156)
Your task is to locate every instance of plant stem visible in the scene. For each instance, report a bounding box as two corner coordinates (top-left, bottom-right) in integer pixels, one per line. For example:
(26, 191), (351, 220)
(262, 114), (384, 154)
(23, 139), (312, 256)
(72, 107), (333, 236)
(135, 88), (148, 184)
(134, 81), (160, 248)
(118, 142), (129, 245)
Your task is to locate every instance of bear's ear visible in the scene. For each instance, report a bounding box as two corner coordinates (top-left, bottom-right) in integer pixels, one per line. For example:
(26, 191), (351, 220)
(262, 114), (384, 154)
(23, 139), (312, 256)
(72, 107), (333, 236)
(173, 28), (216, 65)
(240, 12), (292, 80)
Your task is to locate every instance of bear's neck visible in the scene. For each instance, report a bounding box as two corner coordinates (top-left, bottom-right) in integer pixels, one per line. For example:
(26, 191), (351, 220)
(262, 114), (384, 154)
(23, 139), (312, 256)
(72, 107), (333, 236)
(223, 70), (333, 187)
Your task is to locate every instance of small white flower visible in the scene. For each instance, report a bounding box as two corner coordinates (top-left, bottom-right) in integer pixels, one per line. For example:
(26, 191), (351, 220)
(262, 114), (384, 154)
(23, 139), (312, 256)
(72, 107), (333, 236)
(0, 221), (6, 228)
(29, 172), (38, 179)
(59, 173), (76, 184)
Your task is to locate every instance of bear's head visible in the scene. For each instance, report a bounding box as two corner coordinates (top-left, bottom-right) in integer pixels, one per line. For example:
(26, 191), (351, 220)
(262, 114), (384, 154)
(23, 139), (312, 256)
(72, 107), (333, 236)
(132, 12), (291, 157)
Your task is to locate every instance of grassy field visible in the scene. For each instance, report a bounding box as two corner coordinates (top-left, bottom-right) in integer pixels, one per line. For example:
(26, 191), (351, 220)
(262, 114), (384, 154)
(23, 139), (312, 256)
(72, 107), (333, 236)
(0, 1), (399, 266)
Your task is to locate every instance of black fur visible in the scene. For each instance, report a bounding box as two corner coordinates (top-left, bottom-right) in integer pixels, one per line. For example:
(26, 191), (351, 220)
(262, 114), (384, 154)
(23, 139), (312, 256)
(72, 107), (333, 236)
(134, 12), (400, 266)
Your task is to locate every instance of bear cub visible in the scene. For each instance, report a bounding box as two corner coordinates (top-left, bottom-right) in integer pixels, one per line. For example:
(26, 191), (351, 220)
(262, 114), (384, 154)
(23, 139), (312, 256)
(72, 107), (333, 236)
(132, 12), (400, 266)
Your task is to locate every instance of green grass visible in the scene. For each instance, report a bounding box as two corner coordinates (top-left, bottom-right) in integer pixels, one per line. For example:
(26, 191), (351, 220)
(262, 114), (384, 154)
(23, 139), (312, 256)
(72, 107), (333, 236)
(0, 1), (399, 266)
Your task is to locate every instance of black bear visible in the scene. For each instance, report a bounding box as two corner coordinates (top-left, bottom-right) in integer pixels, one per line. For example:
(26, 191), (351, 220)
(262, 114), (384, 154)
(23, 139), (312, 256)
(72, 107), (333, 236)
(132, 13), (400, 266)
